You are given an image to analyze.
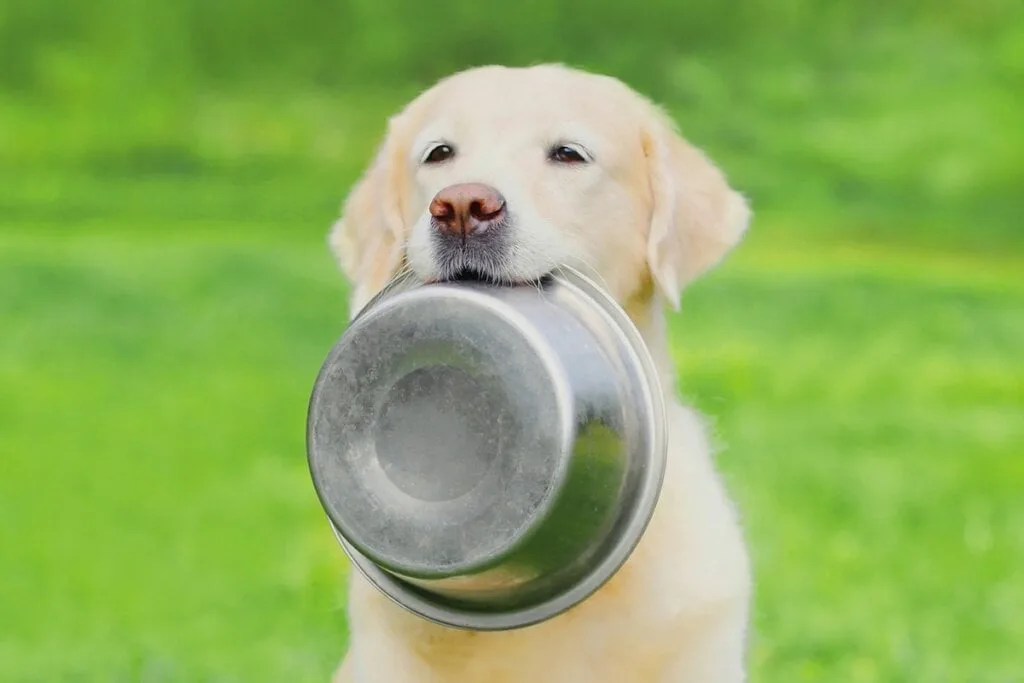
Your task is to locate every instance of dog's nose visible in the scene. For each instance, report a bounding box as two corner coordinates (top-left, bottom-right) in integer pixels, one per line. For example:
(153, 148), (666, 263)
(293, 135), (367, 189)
(429, 183), (506, 238)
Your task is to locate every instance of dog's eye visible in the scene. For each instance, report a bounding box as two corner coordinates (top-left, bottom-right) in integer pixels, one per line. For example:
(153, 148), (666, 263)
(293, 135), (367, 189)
(422, 143), (455, 164)
(548, 144), (589, 164)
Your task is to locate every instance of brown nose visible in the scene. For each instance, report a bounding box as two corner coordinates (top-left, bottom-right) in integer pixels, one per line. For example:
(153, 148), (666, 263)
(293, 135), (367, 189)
(428, 183), (506, 238)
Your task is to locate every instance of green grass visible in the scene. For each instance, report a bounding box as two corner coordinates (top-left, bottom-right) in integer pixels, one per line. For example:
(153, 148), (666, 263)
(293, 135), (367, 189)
(0, 227), (351, 681)
(2, 170), (1021, 682)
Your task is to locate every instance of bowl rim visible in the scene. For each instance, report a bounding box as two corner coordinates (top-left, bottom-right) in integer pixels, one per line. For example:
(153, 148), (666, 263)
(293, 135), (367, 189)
(313, 265), (668, 631)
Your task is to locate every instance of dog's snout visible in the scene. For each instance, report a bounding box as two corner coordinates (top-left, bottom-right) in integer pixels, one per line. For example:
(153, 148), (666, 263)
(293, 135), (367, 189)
(429, 183), (507, 238)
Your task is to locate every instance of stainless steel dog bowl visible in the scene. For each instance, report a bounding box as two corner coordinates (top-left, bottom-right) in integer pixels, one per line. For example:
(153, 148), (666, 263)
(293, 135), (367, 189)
(306, 267), (666, 630)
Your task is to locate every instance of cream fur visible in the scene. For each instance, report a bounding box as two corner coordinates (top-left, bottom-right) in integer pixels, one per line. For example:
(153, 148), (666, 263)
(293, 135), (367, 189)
(327, 63), (753, 683)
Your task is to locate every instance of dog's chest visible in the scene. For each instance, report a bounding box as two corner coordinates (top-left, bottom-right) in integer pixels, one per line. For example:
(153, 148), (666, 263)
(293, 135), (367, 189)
(413, 613), (675, 683)
(370, 540), (687, 682)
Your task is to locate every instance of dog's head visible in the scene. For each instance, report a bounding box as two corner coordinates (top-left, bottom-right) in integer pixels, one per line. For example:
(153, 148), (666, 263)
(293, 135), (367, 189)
(330, 64), (750, 317)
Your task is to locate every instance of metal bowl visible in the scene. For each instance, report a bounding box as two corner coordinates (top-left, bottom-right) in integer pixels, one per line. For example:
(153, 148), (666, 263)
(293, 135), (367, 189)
(306, 267), (667, 631)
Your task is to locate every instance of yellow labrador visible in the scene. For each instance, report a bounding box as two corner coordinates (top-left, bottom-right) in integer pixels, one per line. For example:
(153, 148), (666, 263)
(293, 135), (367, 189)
(328, 63), (752, 683)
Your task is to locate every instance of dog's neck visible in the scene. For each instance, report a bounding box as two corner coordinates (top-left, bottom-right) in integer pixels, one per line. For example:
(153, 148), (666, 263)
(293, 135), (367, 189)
(623, 291), (678, 399)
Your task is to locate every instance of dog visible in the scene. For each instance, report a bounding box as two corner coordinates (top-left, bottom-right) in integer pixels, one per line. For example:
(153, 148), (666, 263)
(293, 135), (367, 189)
(327, 63), (752, 683)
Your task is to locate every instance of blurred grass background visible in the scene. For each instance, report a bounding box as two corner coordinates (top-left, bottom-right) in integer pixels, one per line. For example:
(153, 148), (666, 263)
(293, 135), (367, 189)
(2, 1), (1022, 681)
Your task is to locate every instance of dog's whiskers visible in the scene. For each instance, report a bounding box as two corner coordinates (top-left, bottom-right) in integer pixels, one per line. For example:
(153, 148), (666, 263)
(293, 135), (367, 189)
(554, 254), (613, 296)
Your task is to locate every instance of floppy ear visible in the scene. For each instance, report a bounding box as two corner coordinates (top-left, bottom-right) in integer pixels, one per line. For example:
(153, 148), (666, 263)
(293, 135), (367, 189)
(643, 107), (751, 310)
(328, 117), (410, 319)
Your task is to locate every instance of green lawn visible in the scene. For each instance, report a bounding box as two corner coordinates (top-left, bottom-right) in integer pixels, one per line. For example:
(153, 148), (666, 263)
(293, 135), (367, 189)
(2, 172), (1021, 682)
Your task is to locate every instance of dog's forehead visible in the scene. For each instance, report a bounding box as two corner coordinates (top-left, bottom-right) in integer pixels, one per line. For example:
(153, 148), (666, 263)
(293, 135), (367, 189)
(406, 67), (641, 150)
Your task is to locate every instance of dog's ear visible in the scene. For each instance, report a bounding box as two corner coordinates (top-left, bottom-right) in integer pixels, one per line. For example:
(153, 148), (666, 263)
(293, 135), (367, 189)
(329, 117), (410, 319)
(643, 107), (751, 310)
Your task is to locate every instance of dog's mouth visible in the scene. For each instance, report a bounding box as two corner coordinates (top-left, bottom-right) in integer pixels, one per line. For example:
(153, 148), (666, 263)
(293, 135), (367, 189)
(446, 267), (496, 284)
(433, 267), (551, 288)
